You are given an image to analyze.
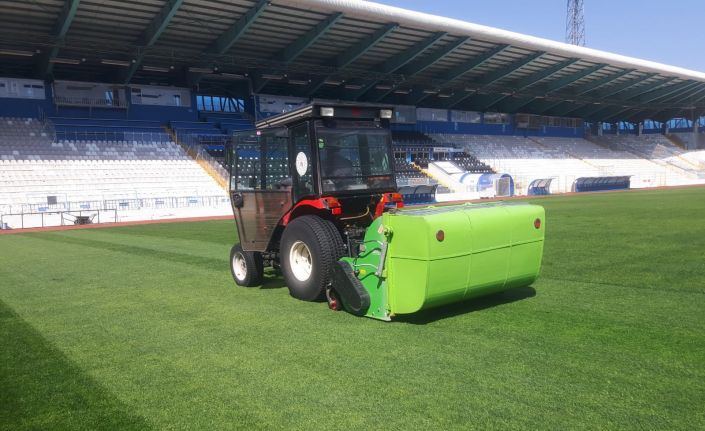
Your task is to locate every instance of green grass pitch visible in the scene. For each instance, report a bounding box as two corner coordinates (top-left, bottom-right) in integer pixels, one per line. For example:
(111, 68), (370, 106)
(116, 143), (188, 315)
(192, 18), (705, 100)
(1, 187), (704, 430)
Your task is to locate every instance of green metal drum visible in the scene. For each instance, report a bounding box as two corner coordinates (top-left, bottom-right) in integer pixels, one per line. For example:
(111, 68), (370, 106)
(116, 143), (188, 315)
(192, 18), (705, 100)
(338, 202), (545, 320)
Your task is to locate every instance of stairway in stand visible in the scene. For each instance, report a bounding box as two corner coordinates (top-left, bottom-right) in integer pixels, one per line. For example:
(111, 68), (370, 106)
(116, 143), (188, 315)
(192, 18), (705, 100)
(164, 125), (229, 191)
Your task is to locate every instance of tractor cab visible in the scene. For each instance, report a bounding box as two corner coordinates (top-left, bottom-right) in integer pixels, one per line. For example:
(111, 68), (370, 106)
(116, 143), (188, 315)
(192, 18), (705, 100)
(227, 104), (401, 252)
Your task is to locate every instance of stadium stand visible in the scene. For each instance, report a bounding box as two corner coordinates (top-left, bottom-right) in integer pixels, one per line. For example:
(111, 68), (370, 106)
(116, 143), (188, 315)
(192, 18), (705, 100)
(51, 118), (166, 140)
(393, 157), (431, 185)
(534, 136), (683, 180)
(0, 117), (52, 160)
(680, 150), (705, 169)
(431, 133), (705, 193)
(393, 133), (491, 174)
(590, 134), (704, 180)
(391, 131), (436, 146)
(200, 112), (254, 134)
(669, 132), (705, 150)
(431, 134), (597, 193)
(170, 120), (225, 138)
(232, 148), (289, 191)
(450, 154), (488, 172)
(392, 132), (436, 173)
(398, 184), (438, 205)
(171, 113), (255, 163)
(432, 148), (493, 173)
(0, 117), (227, 222)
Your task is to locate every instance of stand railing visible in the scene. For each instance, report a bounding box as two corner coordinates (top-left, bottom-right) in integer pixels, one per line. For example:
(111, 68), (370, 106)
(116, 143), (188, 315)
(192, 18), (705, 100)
(0, 195), (230, 217)
(171, 131), (230, 190)
(192, 145), (229, 189)
(53, 96), (127, 109)
(55, 130), (172, 143)
(1, 209), (117, 230)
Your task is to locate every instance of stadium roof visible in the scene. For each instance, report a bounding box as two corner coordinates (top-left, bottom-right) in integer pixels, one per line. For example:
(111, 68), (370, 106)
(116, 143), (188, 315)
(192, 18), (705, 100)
(1, 0), (704, 123)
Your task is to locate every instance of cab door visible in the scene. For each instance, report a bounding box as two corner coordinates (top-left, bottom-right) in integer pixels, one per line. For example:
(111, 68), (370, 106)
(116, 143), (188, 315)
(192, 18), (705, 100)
(230, 128), (292, 252)
(289, 122), (317, 200)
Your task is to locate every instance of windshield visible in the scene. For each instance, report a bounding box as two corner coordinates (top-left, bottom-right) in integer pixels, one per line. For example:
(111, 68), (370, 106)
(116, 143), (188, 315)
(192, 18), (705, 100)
(316, 120), (395, 193)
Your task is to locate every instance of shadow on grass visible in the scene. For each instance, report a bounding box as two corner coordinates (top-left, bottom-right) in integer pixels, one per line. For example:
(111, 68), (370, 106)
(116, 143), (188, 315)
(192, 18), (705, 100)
(258, 272), (287, 290)
(393, 286), (537, 325)
(0, 301), (151, 431)
(253, 276), (536, 315)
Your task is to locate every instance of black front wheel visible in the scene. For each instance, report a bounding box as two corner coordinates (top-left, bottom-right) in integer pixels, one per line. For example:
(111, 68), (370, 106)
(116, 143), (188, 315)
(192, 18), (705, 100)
(230, 243), (264, 287)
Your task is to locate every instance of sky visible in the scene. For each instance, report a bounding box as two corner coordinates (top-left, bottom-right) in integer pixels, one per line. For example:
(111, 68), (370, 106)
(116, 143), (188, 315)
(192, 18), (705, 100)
(373, 0), (705, 72)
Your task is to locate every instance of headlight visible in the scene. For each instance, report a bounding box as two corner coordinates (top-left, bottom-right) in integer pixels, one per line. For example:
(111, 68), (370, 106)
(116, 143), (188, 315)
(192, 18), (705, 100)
(380, 109), (393, 119)
(320, 107), (335, 117)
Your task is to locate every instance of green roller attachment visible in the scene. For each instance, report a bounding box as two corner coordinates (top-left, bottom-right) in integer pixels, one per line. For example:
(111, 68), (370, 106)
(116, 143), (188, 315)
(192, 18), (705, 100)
(334, 202), (545, 320)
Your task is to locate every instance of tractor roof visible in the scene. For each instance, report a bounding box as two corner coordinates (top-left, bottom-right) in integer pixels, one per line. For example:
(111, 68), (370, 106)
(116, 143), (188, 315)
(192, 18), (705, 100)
(255, 102), (394, 129)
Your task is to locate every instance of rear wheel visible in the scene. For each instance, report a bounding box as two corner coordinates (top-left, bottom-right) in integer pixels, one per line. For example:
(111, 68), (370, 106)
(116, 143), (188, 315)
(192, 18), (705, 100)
(280, 215), (344, 301)
(230, 243), (263, 287)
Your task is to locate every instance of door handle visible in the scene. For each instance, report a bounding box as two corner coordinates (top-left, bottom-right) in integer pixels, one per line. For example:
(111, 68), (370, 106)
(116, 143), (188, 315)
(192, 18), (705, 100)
(232, 192), (244, 208)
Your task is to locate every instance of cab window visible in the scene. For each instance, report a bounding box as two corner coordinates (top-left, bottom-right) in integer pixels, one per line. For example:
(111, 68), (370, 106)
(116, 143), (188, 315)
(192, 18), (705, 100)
(231, 128), (289, 191)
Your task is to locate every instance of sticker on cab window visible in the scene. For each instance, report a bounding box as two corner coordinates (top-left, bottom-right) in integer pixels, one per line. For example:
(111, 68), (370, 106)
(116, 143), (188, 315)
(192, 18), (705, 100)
(295, 152), (308, 176)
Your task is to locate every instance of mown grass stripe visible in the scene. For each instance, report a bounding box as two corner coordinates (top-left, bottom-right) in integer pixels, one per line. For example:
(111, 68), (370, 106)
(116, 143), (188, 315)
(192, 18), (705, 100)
(33, 233), (227, 273)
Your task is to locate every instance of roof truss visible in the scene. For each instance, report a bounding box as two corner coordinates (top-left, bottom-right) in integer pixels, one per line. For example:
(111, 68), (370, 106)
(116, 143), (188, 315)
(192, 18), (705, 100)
(634, 80), (699, 104)
(500, 63), (607, 112)
(38, 0), (81, 78)
(372, 36), (470, 102)
(572, 69), (635, 96)
(349, 32), (447, 100)
(590, 74), (660, 99)
(445, 51), (545, 108)
(255, 12), (343, 93)
(279, 13), (343, 63)
(123, 0), (185, 84)
(208, 0), (269, 55)
(306, 22), (399, 96)
(480, 57), (580, 111)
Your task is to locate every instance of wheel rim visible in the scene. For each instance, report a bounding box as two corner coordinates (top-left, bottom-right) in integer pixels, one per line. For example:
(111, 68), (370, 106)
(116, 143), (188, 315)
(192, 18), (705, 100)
(289, 240), (313, 282)
(232, 252), (247, 281)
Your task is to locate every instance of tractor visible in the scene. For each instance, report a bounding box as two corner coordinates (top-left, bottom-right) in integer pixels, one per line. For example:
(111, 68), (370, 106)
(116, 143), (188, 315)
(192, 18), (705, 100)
(226, 103), (545, 320)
